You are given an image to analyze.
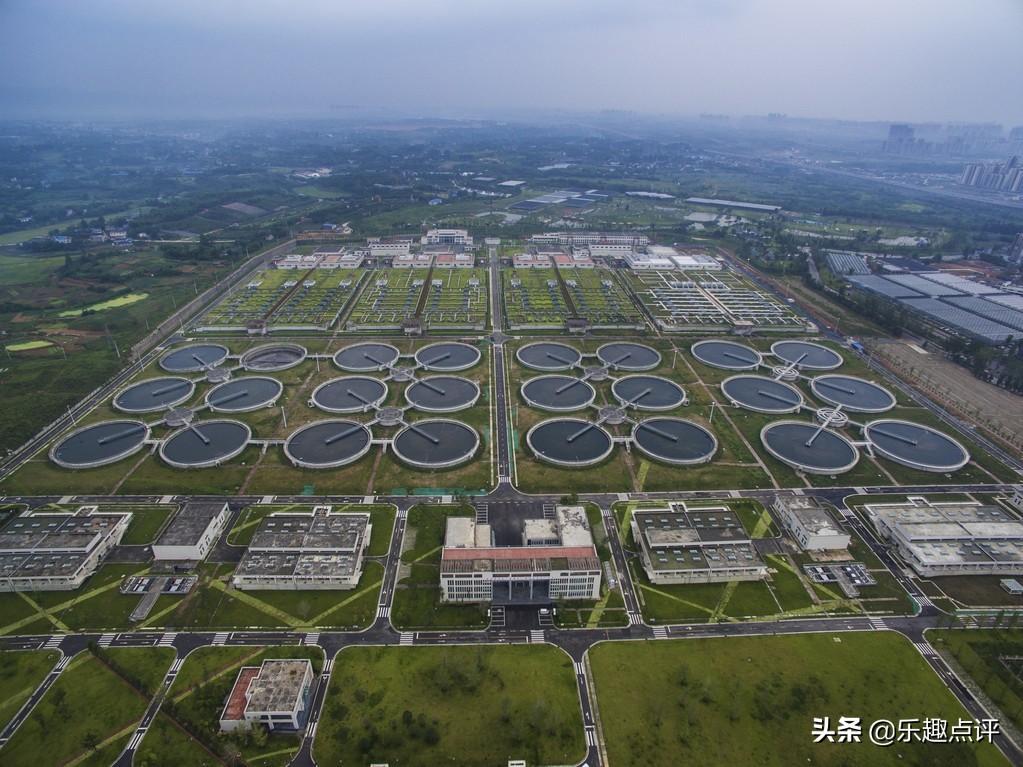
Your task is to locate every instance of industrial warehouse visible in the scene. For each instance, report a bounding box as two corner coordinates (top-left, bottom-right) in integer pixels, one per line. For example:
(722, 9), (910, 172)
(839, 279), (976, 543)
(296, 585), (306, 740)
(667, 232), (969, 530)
(631, 502), (768, 584)
(864, 497), (1023, 577)
(232, 506), (371, 590)
(0, 506), (131, 591)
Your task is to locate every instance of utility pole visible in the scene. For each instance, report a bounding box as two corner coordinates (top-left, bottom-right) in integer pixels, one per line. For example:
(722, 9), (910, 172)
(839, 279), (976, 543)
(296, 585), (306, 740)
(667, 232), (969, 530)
(281, 406), (288, 429)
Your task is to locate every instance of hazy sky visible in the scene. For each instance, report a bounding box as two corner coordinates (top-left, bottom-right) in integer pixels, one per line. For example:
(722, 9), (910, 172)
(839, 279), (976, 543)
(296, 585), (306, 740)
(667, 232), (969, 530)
(2, 0), (1022, 124)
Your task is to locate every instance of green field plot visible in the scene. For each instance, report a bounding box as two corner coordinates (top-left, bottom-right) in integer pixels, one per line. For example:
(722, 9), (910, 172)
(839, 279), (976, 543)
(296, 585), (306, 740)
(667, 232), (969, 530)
(199, 268), (296, 328)
(627, 268), (804, 332)
(931, 629), (1023, 735)
(560, 268), (645, 328)
(313, 645), (585, 767)
(267, 268), (363, 329)
(421, 268), (488, 329)
(503, 268), (569, 328)
(392, 504), (488, 630)
(0, 650), (60, 731)
(136, 644), (324, 767)
(0, 647), (174, 767)
(346, 268), (429, 330)
(589, 633), (1008, 767)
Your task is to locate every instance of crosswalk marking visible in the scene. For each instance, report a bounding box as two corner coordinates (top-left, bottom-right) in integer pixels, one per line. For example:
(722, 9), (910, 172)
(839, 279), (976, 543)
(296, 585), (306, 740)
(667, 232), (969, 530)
(490, 606), (505, 628)
(58, 495), (74, 505)
(399, 632), (414, 646)
(169, 658), (184, 674)
(628, 611), (642, 626)
(529, 629), (545, 643)
(915, 641), (938, 658)
(542, 503), (556, 519)
(474, 503), (489, 524)
(573, 661), (585, 675)
(260, 495), (274, 504)
(54, 656), (70, 672)
(397, 507), (408, 521)
(213, 632), (230, 645)
(127, 727), (148, 751)
(585, 725), (597, 747)
(159, 495), (174, 504)
(158, 632), (177, 647)
(376, 605), (390, 619)
(44, 636), (62, 649)
(305, 632), (320, 646)
(916, 593), (934, 608)
(323, 659), (333, 676)
(98, 633), (116, 648)
(869, 617), (887, 630)
(652, 626), (668, 639)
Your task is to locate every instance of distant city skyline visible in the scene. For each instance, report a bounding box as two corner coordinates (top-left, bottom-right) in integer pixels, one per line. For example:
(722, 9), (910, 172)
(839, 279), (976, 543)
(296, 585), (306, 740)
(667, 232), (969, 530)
(1, 0), (1022, 124)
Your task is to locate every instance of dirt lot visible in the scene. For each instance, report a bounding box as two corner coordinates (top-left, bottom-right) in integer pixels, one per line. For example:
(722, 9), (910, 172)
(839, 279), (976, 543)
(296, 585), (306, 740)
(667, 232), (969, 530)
(869, 338), (1023, 457)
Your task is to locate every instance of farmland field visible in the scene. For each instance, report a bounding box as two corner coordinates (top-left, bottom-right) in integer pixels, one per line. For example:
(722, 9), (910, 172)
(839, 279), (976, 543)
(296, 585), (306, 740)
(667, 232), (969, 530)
(626, 268), (804, 332)
(502, 268), (569, 328)
(559, 268), (645, 328)
(421, 268), (488, 329)
(346, 268), (430, 330)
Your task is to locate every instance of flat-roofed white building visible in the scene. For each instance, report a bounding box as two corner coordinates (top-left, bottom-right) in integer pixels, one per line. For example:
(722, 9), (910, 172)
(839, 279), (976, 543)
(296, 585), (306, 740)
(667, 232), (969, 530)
(434, 252), (475, 268)
(393, 253), (434, 269)
(423, 228), (473, 247)
(532, 232), (648, 248)
(623, 251), (676, 270)
(233, 506), (371, 590)
(513, 253), (551, 269)
(440, 507), (601, 603)
(151, 501), (230, 562)
(865, 496), (1023, 577)
(774, 495), (850, 551)
(367, 239), (412, 257)
(220, 659), (314, 733)
(0, 506), (131, 591)
(632, 502), (768, 584)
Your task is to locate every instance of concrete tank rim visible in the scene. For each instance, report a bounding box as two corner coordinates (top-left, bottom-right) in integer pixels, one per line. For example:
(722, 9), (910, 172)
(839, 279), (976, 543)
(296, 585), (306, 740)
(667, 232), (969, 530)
(283, 418), (374, 469)
(112, 376), (196, 414)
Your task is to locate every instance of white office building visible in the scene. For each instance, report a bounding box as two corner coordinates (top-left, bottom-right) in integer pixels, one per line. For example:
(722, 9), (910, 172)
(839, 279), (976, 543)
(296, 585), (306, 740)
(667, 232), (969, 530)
(440, 506), (601, 603)
(423, 228), (474, 247)
(220, 659), (314, 733)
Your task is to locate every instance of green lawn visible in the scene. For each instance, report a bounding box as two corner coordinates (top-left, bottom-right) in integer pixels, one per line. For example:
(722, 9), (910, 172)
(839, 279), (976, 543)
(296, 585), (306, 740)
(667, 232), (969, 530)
(590, 633), (1008, 767)
(0, 648), (173, 767)
(0, 650), (60, 730)
(930, 629), (1023, 734)
(313, 645), (585, 767)
(391, 504), (488, 630)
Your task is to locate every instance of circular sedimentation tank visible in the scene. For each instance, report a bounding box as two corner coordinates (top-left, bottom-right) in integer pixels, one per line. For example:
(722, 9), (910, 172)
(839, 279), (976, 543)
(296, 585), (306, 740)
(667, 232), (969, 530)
(113, 377), (195, 413)
(721, 375), (804, 414)
(770, 340), (843, 371)
(50, 420), (150, 469)
(690, 340), (762, 370)
(333, 342), (401, 372)
(405, 376), (480, 413)
(526, 418), (614, 467)
(240, 343), (307, 372)
(863, 419), (969, 473)
(520, 375), (596, 412)
(284, 419), (373, 469)
(810, 375), (896, 413)
(159, 343), (229, 372)
(631, 418), (717, 465)
(414, 342), (481, 372)
(760, 420), (859, 475)
(205, 377), (283, 413)
(596, 342), (661, 371)
(159, 420), (251, 468)
(611, 375), (686, 411)
(516, 342), (582, 371)
(311, 376), (388, 413)
(392, 419), (479, 469)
